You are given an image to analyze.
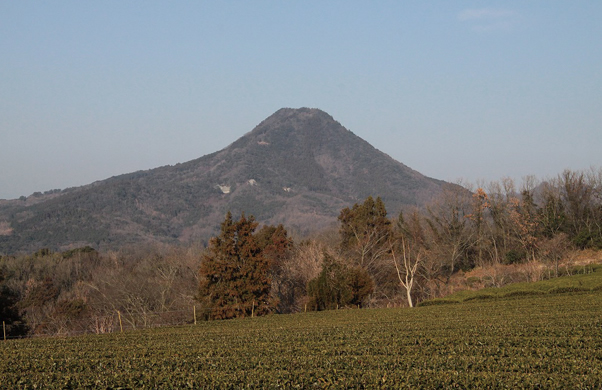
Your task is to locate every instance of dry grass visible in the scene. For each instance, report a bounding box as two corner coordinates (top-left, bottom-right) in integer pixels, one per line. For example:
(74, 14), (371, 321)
(447, 249), (602, 294)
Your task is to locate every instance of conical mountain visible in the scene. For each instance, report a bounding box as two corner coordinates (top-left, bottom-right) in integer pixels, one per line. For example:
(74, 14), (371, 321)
(0, 108), (448, 253)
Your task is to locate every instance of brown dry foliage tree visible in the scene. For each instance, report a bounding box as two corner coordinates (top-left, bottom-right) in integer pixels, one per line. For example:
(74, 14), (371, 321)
(425, 185), (474, 278)
(83, 244), (200, 331)
(276, 239), (325, 312)
(485, 178), (517, 263)
(199, 212), (276, 320)
(467, 188), (490, 267)
(508, 190), (540, 262)
(255, 224), (294, 313)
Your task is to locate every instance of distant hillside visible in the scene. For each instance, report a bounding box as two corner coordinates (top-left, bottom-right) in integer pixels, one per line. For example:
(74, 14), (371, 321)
(0, 108), (450, 254)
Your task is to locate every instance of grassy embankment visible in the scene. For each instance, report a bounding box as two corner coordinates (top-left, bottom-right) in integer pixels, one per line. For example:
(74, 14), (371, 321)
(421, 263), (602, 306)
(2, 267), (602, 388)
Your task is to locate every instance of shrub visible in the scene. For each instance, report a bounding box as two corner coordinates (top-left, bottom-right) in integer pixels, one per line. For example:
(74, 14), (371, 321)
(503, 249), (525, 265)
(465, 276), (481, 288)
(307, 253), (373, 311)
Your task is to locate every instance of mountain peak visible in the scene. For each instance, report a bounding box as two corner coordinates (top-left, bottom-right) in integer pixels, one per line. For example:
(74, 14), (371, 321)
(252, 107), (338, 133)
(271, 107), (331, 118)
(0, 108), (449, 253)
(238, 107), (348, 148)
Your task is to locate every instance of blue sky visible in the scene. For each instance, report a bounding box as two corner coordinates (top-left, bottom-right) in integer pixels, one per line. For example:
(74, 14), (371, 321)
(1, 1), (601, 199)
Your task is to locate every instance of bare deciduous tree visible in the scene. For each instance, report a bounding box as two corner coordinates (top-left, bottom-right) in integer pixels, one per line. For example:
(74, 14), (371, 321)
(389, 236), (423, 308)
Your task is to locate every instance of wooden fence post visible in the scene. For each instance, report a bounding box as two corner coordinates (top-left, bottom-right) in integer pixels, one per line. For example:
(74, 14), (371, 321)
(251, 301), (255, 318)
(3, 321), (5, 341)
(193, 306), (197, 325)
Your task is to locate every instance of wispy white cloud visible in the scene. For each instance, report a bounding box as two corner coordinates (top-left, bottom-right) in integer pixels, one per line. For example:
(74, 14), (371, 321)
(472, 21), (513, 33)
(458, 8), (519, 32)
(458, 8), (516, 22)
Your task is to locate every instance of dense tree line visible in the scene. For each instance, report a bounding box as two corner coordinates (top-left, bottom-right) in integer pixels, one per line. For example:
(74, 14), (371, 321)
(0, 245), (201, 337)
(1, 168), (600, 335)
(198, 168), (602, 314)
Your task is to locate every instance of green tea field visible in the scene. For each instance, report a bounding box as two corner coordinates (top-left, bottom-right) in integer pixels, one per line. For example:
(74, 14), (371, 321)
(3, 285), (602, 389)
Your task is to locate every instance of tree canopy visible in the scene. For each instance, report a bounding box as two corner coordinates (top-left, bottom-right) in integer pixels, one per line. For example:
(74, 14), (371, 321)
(199, 212), (276, 320)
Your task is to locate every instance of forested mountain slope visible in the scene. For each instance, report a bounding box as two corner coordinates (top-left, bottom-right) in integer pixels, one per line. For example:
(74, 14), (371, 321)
(0, 108), (449, 253)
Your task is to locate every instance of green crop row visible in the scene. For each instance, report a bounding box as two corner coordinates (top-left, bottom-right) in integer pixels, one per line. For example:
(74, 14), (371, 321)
(2, 291), (602, 388)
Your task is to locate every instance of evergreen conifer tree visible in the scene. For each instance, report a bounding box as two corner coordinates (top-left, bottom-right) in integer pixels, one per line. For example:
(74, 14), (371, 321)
(199, 212), (275, 319)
